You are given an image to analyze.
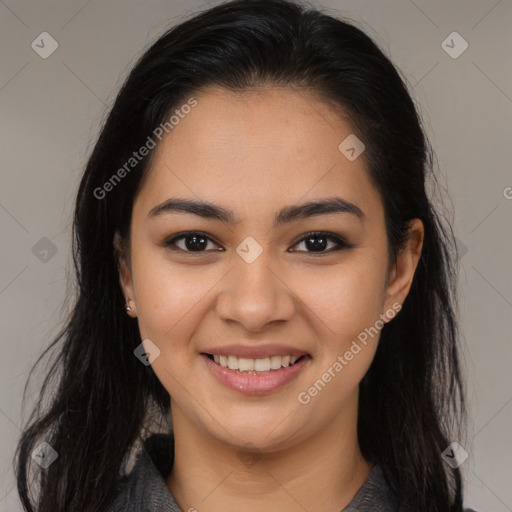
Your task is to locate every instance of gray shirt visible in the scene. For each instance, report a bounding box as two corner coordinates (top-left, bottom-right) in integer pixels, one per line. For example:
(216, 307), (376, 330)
(106, 434), (478, 512)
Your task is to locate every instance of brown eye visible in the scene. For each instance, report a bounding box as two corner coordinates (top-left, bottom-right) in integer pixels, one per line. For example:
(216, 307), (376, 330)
(290, 231), (351, 254)
(163, 231), (352, 255)
(164, 232), (222, 253)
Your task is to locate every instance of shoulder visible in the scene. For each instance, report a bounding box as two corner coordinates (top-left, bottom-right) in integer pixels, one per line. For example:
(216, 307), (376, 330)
(104, 433), (180, 512)
(104, 455), (157, 512)
(343, 464), (401, 511)
(348, 464), (481, 512)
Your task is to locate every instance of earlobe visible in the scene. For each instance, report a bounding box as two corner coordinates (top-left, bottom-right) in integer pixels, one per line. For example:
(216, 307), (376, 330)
(113, 231), (137, 317)
(124, 297), (137, 317)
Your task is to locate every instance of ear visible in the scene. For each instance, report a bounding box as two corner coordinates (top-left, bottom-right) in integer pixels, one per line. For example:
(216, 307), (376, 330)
(113, 230), (137, 317)
(383, 218), (424, 320)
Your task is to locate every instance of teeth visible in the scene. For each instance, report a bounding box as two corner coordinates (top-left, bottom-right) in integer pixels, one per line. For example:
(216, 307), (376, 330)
(227, 355), (238, 370)
(238, 357), (255, 371)
(209, 354), (304, 372)
(270, 356), (281, 370)
(254, 357), (270, 371)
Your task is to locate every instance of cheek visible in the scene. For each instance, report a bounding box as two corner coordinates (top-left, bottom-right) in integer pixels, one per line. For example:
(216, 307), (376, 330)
(294, 261), (386, 414)
(296, 257), (387, 341)
(130, 249), (202, 343)
(131, 257), (213, 396)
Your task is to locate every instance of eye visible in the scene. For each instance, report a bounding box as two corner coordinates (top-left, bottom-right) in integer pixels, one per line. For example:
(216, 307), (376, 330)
(164, 232), (223, 253)
(290, 231), (352, 254)
(164, 231), (352, 255)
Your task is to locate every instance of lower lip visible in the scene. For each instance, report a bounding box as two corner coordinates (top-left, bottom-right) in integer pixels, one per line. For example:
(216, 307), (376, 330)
(202, 354), (311, 394)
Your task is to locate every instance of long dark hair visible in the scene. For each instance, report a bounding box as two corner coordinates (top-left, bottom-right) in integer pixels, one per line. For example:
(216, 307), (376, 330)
(15, 1), (468, 510)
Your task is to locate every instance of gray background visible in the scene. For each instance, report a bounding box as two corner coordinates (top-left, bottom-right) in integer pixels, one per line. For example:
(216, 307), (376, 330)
(1, 0), (511, 510)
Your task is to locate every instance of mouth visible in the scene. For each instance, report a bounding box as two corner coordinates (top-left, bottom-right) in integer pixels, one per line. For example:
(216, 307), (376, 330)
(202, 353), (309, 374)
(201, 351), (311, 394)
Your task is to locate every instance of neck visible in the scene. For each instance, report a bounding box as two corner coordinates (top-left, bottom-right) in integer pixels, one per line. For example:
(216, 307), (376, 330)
(166, 394), (373, 512)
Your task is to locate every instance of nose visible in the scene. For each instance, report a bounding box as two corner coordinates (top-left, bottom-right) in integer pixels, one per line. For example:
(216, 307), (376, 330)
(215, 250), (296, 332)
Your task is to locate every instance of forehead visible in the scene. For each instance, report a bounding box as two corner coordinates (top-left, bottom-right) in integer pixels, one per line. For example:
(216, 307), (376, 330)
(134, 86), (383, 223)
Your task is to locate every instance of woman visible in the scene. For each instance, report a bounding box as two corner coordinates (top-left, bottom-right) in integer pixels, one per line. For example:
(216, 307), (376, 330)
(14, 1), (478, 511)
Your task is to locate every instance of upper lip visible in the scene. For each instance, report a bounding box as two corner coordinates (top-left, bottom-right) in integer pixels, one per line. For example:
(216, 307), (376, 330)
(202, 344), (309, 359)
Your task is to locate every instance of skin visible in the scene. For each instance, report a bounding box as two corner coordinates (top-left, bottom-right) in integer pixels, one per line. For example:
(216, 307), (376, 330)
(115, 85), (424, 512)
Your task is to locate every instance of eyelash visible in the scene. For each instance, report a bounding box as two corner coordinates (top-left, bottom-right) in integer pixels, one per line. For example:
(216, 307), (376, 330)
(164, 231), (352, 255)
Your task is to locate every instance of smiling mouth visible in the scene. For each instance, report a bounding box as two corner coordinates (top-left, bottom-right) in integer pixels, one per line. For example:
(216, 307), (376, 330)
(203, 353), (309, 374)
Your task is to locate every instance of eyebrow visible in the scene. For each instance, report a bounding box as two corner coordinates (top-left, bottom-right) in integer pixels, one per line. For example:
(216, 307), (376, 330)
(147, 196), (365, 227)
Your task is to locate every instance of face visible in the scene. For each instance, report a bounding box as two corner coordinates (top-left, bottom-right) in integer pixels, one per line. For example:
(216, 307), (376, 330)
(116, 85), (423, 453)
